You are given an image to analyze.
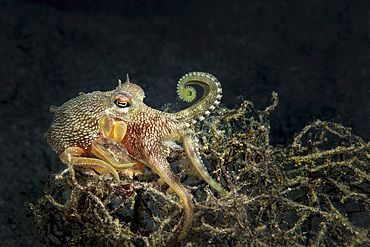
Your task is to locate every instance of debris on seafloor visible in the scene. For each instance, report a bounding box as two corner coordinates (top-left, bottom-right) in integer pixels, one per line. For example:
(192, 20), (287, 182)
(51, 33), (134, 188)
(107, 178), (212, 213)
(26, 92), (370, 246)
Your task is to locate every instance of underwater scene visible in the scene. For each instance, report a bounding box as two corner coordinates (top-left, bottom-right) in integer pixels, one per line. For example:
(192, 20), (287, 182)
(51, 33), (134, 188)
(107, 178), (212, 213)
(26, 91), (370, 246)
(4, 1), (367, 246)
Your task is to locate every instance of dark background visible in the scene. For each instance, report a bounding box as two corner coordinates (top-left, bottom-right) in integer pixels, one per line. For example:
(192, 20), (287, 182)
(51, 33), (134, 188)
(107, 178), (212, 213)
(1, 0), (368, 245)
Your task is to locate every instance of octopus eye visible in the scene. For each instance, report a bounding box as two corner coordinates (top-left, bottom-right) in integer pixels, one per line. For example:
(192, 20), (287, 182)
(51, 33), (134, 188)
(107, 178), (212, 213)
(115, 95), (131, 108)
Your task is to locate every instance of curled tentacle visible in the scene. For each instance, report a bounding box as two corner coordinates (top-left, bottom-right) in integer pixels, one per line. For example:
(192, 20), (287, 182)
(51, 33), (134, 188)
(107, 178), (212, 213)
(172, 72), (222, 125)
(177, 82), (197, 102)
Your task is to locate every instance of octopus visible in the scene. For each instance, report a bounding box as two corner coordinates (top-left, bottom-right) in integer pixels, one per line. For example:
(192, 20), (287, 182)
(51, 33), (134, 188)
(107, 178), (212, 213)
(46, 72), (229, 246)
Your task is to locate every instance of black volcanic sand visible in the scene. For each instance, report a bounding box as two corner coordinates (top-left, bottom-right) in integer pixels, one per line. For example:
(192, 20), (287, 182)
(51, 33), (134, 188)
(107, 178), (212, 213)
(0, 0), (368, 246)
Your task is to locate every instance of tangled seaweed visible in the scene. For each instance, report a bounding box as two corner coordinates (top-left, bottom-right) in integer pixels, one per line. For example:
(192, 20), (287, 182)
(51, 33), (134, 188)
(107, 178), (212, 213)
(26, 92), (370, 246)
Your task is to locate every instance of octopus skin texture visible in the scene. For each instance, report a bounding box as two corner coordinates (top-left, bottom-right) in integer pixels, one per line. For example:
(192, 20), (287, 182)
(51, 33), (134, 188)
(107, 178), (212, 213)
(46, 72), (229, 246)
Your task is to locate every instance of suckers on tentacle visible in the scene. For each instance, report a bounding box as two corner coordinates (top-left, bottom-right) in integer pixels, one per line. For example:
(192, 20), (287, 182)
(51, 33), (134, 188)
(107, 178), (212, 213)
(173, 72), (222, 126)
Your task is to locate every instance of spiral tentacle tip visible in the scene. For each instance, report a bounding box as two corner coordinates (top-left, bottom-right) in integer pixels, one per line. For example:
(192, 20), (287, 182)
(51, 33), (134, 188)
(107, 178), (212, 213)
(177, 85), (197, 102)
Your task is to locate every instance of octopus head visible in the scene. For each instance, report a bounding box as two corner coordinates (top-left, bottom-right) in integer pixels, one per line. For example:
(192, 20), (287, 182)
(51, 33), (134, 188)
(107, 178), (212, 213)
(116, 74), (145, 102)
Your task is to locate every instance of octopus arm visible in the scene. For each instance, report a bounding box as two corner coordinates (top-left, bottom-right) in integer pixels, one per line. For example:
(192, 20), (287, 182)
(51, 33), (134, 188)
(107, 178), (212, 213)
(144, 145), (194, 245)
(171, 72), (222, 124)
(182, 134), (229, 197)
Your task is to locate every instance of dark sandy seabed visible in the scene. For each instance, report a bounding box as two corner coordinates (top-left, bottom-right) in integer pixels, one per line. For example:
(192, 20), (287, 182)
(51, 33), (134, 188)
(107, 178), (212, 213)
(0, 0), (368, 246)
